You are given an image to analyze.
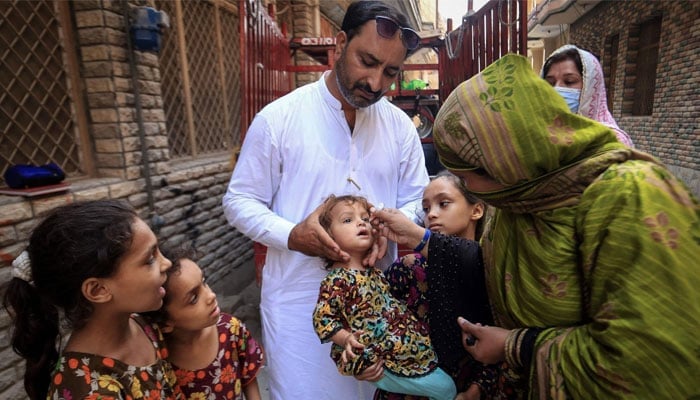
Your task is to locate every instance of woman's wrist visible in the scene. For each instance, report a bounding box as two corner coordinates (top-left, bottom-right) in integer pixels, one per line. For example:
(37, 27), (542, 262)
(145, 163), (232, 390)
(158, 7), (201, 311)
(504, 328), (542, 370)
(413, 228), (431, 252)
(503, 329), (523, 368)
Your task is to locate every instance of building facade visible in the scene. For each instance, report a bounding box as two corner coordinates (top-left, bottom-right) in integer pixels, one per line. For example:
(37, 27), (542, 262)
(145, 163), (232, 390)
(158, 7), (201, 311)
(0, 1), (252, 397)
(528, 0), (699, 194)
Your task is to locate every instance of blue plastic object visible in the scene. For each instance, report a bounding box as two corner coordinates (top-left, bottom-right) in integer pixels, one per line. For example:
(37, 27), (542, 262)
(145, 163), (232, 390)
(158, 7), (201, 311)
(130, 7), (168, 52)
(4, 163), (65, 189)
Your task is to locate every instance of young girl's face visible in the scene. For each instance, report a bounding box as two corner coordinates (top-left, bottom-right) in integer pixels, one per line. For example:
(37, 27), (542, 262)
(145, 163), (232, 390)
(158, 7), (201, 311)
(327, 201), (374, 255)
(103, 218), (172, 313)
(163, 258), (220, 332)
(422, 176), (483, 240)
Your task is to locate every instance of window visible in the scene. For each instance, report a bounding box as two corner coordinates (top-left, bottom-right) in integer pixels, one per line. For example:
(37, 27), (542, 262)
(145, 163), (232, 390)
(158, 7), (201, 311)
(156, 0), (242, 159)
(0, 0), (88, 185)
(625, 16), (662, 116)
(603, 34), (619, 113)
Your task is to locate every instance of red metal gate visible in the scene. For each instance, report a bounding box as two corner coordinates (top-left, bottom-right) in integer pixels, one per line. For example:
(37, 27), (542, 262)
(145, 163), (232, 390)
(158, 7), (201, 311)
(439, 0), (528, 102)
(239, 0), (291, 142)
(238, 0), (528, 144)
(238, 0), (292, 284)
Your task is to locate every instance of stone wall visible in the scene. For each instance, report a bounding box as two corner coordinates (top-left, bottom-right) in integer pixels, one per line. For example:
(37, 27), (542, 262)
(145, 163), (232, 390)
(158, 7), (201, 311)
(0, 1), (252, 398)
(570, 0), (699, 195)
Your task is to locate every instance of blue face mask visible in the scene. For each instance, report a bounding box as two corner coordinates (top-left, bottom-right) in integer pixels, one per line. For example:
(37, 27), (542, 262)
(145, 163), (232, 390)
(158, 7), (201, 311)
(554, 86), (581, 113)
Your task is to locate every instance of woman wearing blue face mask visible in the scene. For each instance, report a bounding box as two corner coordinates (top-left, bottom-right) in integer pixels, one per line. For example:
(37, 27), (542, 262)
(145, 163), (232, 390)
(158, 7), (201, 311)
(542, 44), (634, 147)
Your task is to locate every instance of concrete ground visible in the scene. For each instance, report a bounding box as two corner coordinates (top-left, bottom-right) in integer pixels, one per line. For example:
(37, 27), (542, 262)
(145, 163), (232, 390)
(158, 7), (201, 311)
(216, 258), (270, 400)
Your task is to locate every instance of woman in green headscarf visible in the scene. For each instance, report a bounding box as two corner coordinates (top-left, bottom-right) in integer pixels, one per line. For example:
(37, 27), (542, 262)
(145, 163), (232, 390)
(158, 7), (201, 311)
(431, 54), (699, 399)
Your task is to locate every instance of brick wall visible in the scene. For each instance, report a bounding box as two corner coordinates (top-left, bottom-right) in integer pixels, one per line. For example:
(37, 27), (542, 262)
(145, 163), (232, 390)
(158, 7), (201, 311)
(570, 0), (699, 195)
(291, 0), (322, 86)
(0, 2), (252, 398)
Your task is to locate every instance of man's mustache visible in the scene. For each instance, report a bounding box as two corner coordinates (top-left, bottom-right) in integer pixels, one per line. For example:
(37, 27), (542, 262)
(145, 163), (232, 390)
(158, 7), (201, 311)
(354, 82), (381, 98)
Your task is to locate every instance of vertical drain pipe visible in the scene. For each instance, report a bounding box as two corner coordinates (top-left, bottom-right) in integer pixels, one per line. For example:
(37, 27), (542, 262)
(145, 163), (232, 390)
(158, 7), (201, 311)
(121, 0), (155, 214)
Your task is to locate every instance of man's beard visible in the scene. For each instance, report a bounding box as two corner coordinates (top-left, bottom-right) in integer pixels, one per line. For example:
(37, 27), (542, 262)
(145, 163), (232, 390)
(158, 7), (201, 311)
(335, 50), (383, 108)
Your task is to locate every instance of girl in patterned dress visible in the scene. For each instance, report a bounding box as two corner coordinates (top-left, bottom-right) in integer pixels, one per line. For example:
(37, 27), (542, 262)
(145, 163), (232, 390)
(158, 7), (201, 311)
(3, 200), (181, 400)
(144, 245), (264, 400)
(312, 195), (456, 400)
(375, 171), (497, 400)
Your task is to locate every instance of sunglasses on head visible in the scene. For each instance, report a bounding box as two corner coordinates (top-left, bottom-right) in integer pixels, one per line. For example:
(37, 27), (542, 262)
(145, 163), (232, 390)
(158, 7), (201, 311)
(375, 16), (420, 51)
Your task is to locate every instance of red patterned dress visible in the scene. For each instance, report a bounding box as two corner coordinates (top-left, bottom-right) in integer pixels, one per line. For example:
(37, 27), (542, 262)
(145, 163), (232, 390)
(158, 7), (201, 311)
(173, 313), (264, 400)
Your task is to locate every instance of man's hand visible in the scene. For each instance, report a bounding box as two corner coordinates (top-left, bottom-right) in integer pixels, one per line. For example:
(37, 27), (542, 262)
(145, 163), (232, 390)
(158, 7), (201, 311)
(288, 201), (349, 262)
(362, 235), (387, 267)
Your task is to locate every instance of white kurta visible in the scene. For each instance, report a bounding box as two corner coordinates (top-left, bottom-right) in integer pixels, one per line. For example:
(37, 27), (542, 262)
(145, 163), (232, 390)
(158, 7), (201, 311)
(222, 73), (429, 399)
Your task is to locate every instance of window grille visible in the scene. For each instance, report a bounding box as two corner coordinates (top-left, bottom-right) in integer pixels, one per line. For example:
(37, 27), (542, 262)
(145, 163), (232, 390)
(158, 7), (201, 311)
(156, 0), (241, 159)
(0, 0), (83, 185)
(624, 16), (662, 116)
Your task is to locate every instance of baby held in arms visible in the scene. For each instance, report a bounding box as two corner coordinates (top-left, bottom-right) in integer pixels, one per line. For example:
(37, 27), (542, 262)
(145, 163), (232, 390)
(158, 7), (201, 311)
(312, 194), (456, 400)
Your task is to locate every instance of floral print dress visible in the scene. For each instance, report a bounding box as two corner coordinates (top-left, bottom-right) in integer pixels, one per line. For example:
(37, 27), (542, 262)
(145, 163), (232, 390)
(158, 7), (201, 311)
(173, 313), (264, 400)
(312, 267), (438, 378)
(48, 315), (182, 400)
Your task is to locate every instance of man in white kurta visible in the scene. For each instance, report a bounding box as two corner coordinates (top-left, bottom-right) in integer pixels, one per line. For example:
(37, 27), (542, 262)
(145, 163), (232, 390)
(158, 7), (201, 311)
(222, 2), (429, 398)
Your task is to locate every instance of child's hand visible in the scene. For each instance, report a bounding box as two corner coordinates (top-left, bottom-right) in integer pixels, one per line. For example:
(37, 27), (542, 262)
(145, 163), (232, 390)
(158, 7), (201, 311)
(340, 330), (365, 364)
(355, 359), (384, 382)
(455, 384), (481, 400)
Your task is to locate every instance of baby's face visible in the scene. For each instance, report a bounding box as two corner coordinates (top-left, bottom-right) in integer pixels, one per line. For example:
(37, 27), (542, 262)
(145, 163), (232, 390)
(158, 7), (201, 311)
(328, 202), (374, 254)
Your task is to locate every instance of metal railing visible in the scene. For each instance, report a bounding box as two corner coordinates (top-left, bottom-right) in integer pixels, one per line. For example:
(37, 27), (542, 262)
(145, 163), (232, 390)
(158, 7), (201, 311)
(439, 0), (528, 103)
(239, 0), (291, 144)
